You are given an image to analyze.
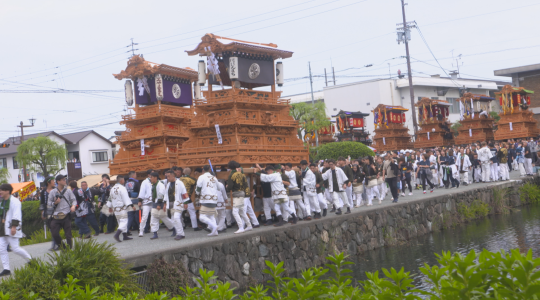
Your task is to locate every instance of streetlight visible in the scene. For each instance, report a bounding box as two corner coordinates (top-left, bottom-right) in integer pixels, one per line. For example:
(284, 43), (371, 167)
(17, 118), (36, 182)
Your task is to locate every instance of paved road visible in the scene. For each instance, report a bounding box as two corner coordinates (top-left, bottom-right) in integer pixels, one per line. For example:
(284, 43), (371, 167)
(7, 171), (528, 271)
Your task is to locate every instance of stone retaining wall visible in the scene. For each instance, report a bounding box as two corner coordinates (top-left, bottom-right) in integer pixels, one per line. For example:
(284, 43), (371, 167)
(127, 177), (539, 290)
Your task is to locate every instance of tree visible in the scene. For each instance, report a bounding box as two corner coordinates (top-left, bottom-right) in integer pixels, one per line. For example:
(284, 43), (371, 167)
(0, 168), (10, 184)
(289, 101), (331, 141)
(451, 122), (462, 137)
(314, 141), (374, 161)
(489, 111), (501, 122)
(16, 136), (67, 179)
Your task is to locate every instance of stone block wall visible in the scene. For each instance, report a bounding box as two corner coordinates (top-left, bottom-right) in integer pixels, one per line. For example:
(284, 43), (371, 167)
(127, 177), (539, 290)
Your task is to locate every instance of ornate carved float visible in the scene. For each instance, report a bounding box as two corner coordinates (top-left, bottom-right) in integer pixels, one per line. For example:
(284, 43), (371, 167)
(414, 98), (454, 148)
(109, 55), (198, 175)
(179, 34), (308, 168)
(454, 93), (495, 145)
(494, 85), (538, 141)
(371, 104), (412, 152)
(333, 110), (371, 145)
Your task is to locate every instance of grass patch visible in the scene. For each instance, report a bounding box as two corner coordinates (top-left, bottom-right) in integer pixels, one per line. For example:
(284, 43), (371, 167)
(457, 199), (489, 221)
(519, 182), (540, 204)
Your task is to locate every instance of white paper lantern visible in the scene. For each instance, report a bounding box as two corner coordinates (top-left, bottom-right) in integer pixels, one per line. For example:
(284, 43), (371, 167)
(229, 57), (238, 81)
(124, 80), (133, 106)
(198, 60), (206, 86)
(193, 81), (201, 99)
(276, 62), (284, 87)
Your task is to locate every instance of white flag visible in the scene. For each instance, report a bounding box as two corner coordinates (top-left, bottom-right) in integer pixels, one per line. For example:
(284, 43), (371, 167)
(140, 139), (145, 156)
(469, 128), (472, 137)
(471, 98), (475, 119)
(215, 124), (223, 144)
(459, 101), (464, 121)
(509, 122), (513, 131)
(427, 132), (430, 140)
(383, 137), (386, 145)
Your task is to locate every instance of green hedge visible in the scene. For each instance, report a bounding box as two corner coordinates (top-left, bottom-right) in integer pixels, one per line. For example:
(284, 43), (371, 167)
(21, 201), (42, 237)
(314, 141), (374, 161)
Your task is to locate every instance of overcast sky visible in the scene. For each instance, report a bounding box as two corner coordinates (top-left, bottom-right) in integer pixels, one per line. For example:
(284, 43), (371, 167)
(1, 0), (538, 142)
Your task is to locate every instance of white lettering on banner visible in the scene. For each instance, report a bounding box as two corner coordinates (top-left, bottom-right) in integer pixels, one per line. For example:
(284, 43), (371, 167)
(510, 122), (513, 131)
(469, 128), (472, 137)
(383, 137), (386, 145)
(215, 124), (223, 144)
(141, 139), (145, 156)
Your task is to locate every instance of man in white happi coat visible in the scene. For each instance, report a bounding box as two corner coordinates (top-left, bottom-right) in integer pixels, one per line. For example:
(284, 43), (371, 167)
(284, 163), (309, 220)
(321, 159), (351, 215)
(148, 172), (175, 240)
(137, 169), (154, 237)
(477, 142), (493, 183)
(107, 176), (134, 243)
(300, 161), (322, 219)
(456, 149), (472, 186)
(0, 184), (32, 276)
(164, 170), (187, 241)
(195, 165), (220, 236)
(256, 164), (298, 227)
(216, 179), (229, 232)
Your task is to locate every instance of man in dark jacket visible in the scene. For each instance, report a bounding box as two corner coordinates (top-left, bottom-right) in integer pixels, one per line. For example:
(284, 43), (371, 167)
(125, 171), (140, 233)
(98, 174), (116, 234)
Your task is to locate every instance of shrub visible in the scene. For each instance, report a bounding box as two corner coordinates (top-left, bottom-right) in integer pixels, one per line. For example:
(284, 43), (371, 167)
(0, 240), (140, 299)
(146, 258), (193, 297)
(21, 201), (42, 237)
(314, 141), (374, 161)
(1, 248), (540, 299)
(519, 182), (540, 204)
(457, 199), (489, 221)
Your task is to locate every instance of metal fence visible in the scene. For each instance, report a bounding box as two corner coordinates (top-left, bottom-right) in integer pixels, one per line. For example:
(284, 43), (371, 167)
(132, 270), (149, 292)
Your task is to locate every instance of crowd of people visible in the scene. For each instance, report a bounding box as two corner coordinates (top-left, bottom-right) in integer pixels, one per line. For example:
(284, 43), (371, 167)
(0, 138), (538, 276)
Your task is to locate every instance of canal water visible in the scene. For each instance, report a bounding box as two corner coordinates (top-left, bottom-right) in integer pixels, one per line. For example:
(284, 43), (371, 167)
(348, 204), (540, 290)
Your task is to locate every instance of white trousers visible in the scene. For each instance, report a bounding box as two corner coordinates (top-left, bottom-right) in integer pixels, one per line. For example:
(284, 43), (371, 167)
(431, 169), (439, 186)
(366, 186), (378, 205)
(354, 193), (364, 206)
(499, 163), (510, 180)
(173, 211), (186, 236)
(481, 163), (491, 182)
(490, 164), (499, 181)
(519, 163), (527, 176)
(199, 213), (217, 231)
(305, 194), (321, 213)
(317, 193), (328, 210)
(216, 209), (226, 230)
(186, 203), (198, 229)
(525, 158), (533, 175)
(115, 214), (128, 233)
(512, 160), (519, 171)
(345, 185), (354, 207)
(232, 205), (251, 229)
(244, 198), (259, 226)
(139, 205), (152, 235)
(324, 190), (333, 204)
(274, 201), (295, 217)
(0, 236), (31, 271)
(150, 209), (174, 233)
(262, 197), (274, 221)
(226, 209), (234, 225)
(293, 198), (308, 219)
(377, 183), (387, 200)
(474, 167), (482, 182)
(459, 171), (469, 184)
(332, 191), (350, 209)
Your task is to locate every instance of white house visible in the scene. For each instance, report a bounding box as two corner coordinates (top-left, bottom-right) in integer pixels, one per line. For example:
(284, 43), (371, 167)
(0, 130), (114, 185)
(286, 75), (510, 139)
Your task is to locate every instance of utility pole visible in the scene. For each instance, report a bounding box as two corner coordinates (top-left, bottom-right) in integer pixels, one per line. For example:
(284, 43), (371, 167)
(397, 0), (418, 135)
(309, 62), (319, 147)
(128, 38), (139, 57)
(17, 118), (36, 182)
(332, 67), (336, 86)
(324, 68), (328, 87)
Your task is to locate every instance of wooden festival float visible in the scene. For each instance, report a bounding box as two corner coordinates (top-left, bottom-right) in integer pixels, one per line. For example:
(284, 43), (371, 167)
(371, 104), (412, 152)
(109, 55), (198, 175)
(333, 110), (371, 145)
(494, 85), (539, 141)
(454, 93), (496, 145)
(307, 121), (335, 147)
(414, 98), (454, 148)
(179, 34), (308, 169)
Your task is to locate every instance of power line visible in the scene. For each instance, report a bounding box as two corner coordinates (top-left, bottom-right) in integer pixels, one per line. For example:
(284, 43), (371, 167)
(0, 89), (122, 93)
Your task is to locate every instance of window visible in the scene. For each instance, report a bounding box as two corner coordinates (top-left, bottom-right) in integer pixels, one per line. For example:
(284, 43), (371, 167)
(92, 151), (108, 162)
(12, 157), (18, 169)
(68, 151), (80, 162)
(431, 97), (439, 100)
(446, 97), (459, 114)
(0, 158), (6, 169)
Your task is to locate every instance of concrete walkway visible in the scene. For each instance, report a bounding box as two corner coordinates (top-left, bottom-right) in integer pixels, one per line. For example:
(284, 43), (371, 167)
(7, 171), (528, 271)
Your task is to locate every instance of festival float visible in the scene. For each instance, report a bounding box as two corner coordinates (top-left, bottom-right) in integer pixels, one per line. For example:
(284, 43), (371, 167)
(333, 110), (371, 145)
(109, 55), (198, 175)
(494, 84), (539, 141)
(454, 93), (496, 145)
(179, 34), (308, 168)
(413, 98), (453, 149)
(371, 104), (412, 152)
(306, 120), (335, 147)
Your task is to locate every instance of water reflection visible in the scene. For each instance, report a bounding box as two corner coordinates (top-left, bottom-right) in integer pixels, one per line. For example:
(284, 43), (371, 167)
(348, 205), (540, 290)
